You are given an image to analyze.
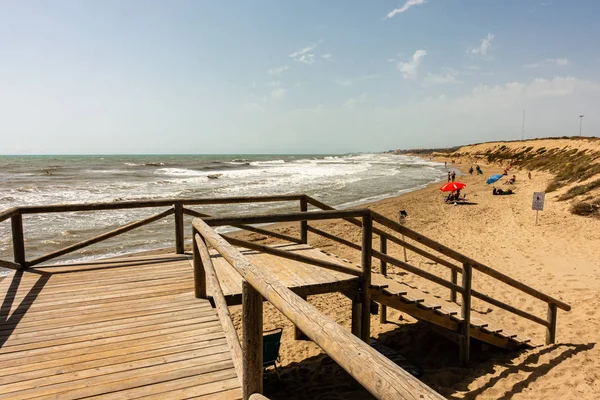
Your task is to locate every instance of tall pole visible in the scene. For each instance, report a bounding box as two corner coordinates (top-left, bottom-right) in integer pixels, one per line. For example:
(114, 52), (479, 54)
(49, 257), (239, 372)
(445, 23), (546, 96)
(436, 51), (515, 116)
(579, 115), (584, 136)
(521, 109), (525, 141)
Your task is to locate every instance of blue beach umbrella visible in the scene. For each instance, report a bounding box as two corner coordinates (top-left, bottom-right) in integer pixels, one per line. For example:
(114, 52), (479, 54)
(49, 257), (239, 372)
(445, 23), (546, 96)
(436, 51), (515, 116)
(486, 174), (503, 184)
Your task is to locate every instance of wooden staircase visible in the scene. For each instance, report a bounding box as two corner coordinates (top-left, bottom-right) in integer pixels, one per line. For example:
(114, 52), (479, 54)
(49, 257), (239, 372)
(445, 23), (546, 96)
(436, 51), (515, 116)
(370, 273), (535, 350)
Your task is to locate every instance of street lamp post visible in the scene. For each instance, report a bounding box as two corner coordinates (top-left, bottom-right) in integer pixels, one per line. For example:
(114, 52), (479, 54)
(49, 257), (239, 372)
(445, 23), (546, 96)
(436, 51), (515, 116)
(579, 115), (584, 136)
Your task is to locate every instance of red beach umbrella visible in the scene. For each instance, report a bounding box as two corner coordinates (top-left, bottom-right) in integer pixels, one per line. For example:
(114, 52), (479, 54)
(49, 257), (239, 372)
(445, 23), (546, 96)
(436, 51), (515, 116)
(440, 182), (466, 192)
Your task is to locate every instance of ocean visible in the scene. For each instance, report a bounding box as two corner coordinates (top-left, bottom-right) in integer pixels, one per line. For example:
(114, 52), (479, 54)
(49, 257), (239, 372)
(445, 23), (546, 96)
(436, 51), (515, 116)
(0, 153), (445, 274)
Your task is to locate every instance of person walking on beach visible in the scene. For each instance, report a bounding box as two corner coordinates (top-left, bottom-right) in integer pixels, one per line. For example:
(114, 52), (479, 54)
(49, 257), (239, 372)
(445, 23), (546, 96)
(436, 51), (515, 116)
(447, 172), (451, 182)
(469, 166), (474, 175)
(445, 161), (447, 168)
(451, 171), (456, 182)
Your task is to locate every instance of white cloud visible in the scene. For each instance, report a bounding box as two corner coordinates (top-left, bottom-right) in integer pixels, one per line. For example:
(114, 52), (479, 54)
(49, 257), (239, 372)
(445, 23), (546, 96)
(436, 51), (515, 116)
(234, 75), (600, 153)
(385, 0), (427, 19)
(424, 71), (460, 85)
(397, 50), (427, 79)
(268, 65), (289, 75)
(334, 74), (378, 87)
(551, 58), (570, 66)
(524, 58), (570, 68)
(270, 87), (287, 100)
(290, 44), (317, 64)
(471, 33), (494, 56)
(343, 93), (368, 109)
(322, 54), (334, 62)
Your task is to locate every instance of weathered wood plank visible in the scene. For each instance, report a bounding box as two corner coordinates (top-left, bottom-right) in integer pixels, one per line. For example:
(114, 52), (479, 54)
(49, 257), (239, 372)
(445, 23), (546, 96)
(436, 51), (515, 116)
(196, 233), (244, 385)
(194, 217), (444, 400)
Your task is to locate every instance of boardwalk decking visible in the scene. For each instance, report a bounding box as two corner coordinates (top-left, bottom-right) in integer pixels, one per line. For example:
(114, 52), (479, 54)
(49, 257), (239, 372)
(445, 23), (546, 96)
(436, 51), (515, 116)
(0, 243), (535, 399)
(205, 243), (360, 305)
(205, 243), (534, 349)
(0, 254), (242, 400)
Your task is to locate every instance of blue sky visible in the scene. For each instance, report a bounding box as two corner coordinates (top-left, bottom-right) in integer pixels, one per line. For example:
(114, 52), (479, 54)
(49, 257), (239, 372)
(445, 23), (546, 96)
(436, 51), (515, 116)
(1, 0), (599, 154)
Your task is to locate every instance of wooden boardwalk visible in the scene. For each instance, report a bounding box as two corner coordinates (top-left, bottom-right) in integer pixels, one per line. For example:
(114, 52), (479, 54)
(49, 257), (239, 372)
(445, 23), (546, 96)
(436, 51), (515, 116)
(206, 243), (360, 305)
(205, 244), (534, 350)
(0, 254), (242, 400)
(0, 243), (536, 399)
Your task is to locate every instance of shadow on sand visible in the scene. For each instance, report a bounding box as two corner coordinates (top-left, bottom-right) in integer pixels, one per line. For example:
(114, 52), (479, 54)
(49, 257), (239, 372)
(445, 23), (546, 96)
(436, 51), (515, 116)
(263, 321), (594, 400)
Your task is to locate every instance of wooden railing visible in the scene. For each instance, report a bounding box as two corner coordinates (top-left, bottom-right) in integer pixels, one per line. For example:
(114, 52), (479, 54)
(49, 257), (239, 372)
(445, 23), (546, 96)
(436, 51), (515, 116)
(302, 195), (570, 349)
(0, 193), (571, 365)
(0, 195), (305, 269)
(192, 215), (443, 400)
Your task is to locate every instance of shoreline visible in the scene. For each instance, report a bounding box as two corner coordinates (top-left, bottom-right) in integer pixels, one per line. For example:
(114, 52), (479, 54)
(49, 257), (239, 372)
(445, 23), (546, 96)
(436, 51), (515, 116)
(226, 154), (599, 399)
(1, 151), (598, 398)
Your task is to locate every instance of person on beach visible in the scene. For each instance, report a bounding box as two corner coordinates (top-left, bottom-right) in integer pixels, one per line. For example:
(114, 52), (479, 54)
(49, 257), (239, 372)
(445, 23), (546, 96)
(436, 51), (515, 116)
(447, 172), (451, 182)
(469, 166), (474, 175)
(476, 165), (483, 175)
(528, 171), (532, 179)
(451, 171), (456, 182)
(445, 161), (447, 168)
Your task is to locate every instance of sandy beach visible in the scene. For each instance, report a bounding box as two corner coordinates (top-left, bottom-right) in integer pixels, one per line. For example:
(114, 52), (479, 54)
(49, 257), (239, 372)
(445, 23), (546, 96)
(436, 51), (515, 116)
(226, 141), (600, 399)
(1, 140), (598, 399)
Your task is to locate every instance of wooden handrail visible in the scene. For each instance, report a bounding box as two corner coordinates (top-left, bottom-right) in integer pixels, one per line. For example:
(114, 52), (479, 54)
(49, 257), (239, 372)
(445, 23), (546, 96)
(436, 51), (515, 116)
(307, 225), (361, 251)
(183, 208), (302, 244)
(471, 289), (549, 327)
(307, 220), (550, 326)
(17, 194), (305, 214)
(28, 208), (175, 267)
(373, 249), (464, 294)
(201, 209), (371, 227)
(0, 259), (21, 270)
(192, 217), (444, 400)
(194, 233), (244, 384)
(371, 211), (571, 312)
(0, 207), (19, 224)
(303, 196), (461, 272)
(222, 235), (362, 277)
(307, 224), (463, 292)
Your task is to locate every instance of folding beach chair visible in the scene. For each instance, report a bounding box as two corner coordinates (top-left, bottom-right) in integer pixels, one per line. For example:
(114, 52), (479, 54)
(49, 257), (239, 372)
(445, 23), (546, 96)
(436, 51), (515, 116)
(263, 328), (283, 379)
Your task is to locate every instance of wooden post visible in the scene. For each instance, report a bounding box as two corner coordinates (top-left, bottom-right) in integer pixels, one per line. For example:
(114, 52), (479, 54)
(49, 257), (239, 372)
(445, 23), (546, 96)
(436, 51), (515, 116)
(351, 295), (362, 338)
(174, 202), (184, 254)
(360, 214), (372, 343)
(192, 230), (207, 299)
(242, 280), (263, 399)
(11, 213), (25, 269)
(459, 263), (472, 367)
(379, 235), (387, 324)
(300, 198), (308, 244)
(450, 269), (458, 303)
(546, 303), (557, 344)
(295, 295), (309, 340)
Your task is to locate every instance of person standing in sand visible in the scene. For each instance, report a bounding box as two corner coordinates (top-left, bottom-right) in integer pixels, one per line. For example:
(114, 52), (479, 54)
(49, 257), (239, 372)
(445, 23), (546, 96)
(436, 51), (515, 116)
(451, 171), (456, 182)
(469, 166), (474, 175)
(447, 172), (451, 182)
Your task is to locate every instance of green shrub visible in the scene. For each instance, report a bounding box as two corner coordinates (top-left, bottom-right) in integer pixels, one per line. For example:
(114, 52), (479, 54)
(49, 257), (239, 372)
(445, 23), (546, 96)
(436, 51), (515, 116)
(570, 198), (600, 217)
(558, 179), (600, 201)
